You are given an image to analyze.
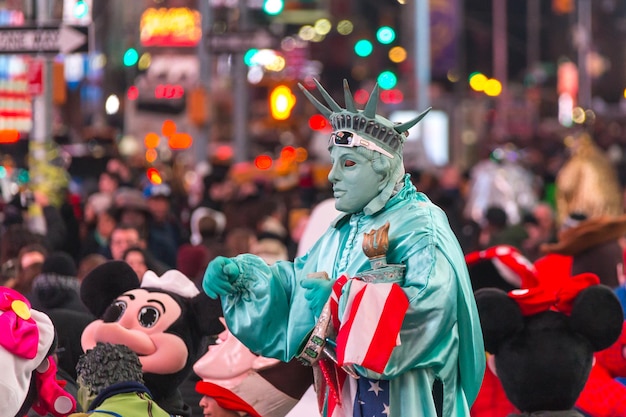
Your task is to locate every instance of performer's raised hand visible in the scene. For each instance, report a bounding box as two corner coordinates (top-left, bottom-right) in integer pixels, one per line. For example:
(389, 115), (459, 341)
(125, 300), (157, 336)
(203, 256), (241, 299)
(301, 276), (333, 317)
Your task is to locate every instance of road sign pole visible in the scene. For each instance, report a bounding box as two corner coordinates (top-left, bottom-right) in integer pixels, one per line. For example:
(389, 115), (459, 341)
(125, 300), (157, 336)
(32, 0), (54, 145)
(30, 0), (55, 190)
(233, 0), (250, 163)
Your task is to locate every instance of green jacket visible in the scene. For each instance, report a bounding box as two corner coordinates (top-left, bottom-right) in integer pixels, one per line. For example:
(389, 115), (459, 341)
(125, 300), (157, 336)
(69, 382), (172, 417)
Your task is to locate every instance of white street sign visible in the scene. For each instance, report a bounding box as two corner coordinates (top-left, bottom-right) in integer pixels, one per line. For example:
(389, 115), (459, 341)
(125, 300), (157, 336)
(0, 25), (90, 55)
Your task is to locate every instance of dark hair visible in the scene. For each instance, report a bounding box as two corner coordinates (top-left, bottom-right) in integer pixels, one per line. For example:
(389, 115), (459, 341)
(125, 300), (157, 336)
(76, 342), (143, 396)
(122, 246), (166, 275)
(485, 206), (508, 228)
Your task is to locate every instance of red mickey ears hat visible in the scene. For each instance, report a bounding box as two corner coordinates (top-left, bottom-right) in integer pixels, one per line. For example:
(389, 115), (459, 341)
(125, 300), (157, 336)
(196, 381), (262, 417)
(465, 245), (540, 289)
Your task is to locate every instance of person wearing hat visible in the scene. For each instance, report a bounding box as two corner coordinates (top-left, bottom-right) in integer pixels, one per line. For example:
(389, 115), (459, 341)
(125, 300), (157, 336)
(113, 188), (177, 268)
(203, 79), (484, 417)
(196, 381), (262, 417)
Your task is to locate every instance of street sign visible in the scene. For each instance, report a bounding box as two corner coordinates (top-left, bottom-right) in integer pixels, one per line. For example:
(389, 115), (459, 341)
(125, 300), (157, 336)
(206, 30), (278, 54)
(0, 25), (90, 55)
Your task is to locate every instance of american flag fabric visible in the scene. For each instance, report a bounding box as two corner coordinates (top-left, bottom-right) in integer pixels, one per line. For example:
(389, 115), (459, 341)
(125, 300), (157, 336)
(333, 278), (409, 373)
(353, 378), (390, 417)
(318, 275), (409, 416)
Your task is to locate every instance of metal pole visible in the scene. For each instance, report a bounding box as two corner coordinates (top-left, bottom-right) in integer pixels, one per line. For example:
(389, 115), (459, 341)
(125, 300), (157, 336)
(196, 0), (211, 162)
(577, 0), (592, 109)
(32, 0), (54, 147)
(492, 0), (508, 141)
(28, 0), (53, 184)
(233, 0), (249, 163)
(527, 0), (540, 70)
(414, 0), (430, 111)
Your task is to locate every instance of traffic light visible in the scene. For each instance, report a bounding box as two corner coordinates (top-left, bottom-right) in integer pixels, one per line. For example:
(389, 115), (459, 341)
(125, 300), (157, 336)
(269, 85), (296, 121)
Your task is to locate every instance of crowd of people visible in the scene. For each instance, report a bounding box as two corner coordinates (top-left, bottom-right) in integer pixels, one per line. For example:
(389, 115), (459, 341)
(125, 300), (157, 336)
(2, 79), (626, 416)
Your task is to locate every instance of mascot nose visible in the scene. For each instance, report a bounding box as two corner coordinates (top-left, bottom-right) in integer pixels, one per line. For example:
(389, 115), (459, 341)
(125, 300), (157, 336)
(95, 323), (157, 356)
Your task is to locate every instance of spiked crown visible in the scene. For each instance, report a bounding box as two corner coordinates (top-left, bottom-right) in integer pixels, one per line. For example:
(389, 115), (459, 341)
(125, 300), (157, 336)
(298, 79), (431, 157)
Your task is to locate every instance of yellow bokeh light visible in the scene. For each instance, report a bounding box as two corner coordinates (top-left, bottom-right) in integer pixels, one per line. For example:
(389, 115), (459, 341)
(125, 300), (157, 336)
(314, 19), (332, 36)
(623, 88), (626, 99)
(265, 55), (286, 72)
(337, 20), (353, 35)
(298, 25), (315, 41)
(447, 69), (460, 82)
(484, 79), (502, 96)
(572, 106), (586, 124)
(138, 53), (152, 71)
(388, 46), (407, 63)
(469, 73), (488, 91)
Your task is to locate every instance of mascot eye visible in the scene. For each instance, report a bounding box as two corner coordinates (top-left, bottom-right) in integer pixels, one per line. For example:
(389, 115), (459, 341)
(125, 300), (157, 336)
(138, 306), (160, 328)
(102, 300), (127, 323)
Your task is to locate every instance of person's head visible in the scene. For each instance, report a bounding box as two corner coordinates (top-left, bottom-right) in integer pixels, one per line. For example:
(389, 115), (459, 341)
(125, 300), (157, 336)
(96, 207), (117, 239)
(75, 342), (144, 411)
(299, 79), (430, 215)
(98, 171), (121, 194)
(144, 183), (172, 223)
(113, 188), (151, 230)
(84, 192), (113, 225)
(122, 246), (152, 281)
(109, 224), (144, 260)
(196, 381), (262, 417)
(77, 253), (107, 283)
(484, 206), (508, 230)
(533, 202), (556, 233)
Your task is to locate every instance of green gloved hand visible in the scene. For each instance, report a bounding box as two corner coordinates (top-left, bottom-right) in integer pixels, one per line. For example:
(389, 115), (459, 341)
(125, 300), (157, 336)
(203, 256), (241, 299)
(300, 277), (334, 317)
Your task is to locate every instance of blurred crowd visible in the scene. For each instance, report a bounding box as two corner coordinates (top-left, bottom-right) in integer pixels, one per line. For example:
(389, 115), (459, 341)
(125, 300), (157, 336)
(4, 124), (626, 416)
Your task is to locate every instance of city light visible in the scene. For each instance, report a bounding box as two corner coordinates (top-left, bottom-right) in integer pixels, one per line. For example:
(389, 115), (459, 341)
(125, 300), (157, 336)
(388, 46), (407, 63)
(123, 48), (139, 67)
(263, 0), (284, 15)
(376, 26), (396, 45)
(354, 39), (373, 57)
(105, 94), (120, 115)
(484, 79), (502, 96)
(146, 167), (162, 184)
(269, 85), (296, 120)
(144, 132), (160, 149)
(73, 0), (88, 19)
(127, 86), (139, 101)
(254, 155), (273, 170)
(377, 70), (398, 90)
(308, 114), (328, 130)
(469, 72), (488, 92)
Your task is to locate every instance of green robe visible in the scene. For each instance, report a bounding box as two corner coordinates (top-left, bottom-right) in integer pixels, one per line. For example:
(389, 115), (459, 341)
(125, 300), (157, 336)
(221, 175), (485, 416)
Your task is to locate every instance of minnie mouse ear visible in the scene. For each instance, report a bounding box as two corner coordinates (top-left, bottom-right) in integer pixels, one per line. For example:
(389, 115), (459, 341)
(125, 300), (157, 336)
(80, 260), (140, 318)
(466, 245), (539, 291)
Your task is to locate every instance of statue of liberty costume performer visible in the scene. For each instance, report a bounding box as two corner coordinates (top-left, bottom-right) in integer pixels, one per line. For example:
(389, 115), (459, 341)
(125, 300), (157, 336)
(202, 79), (485, 417)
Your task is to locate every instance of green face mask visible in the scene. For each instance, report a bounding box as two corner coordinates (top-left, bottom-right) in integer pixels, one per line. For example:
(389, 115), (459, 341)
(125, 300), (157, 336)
(328, 146), (384, 214)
